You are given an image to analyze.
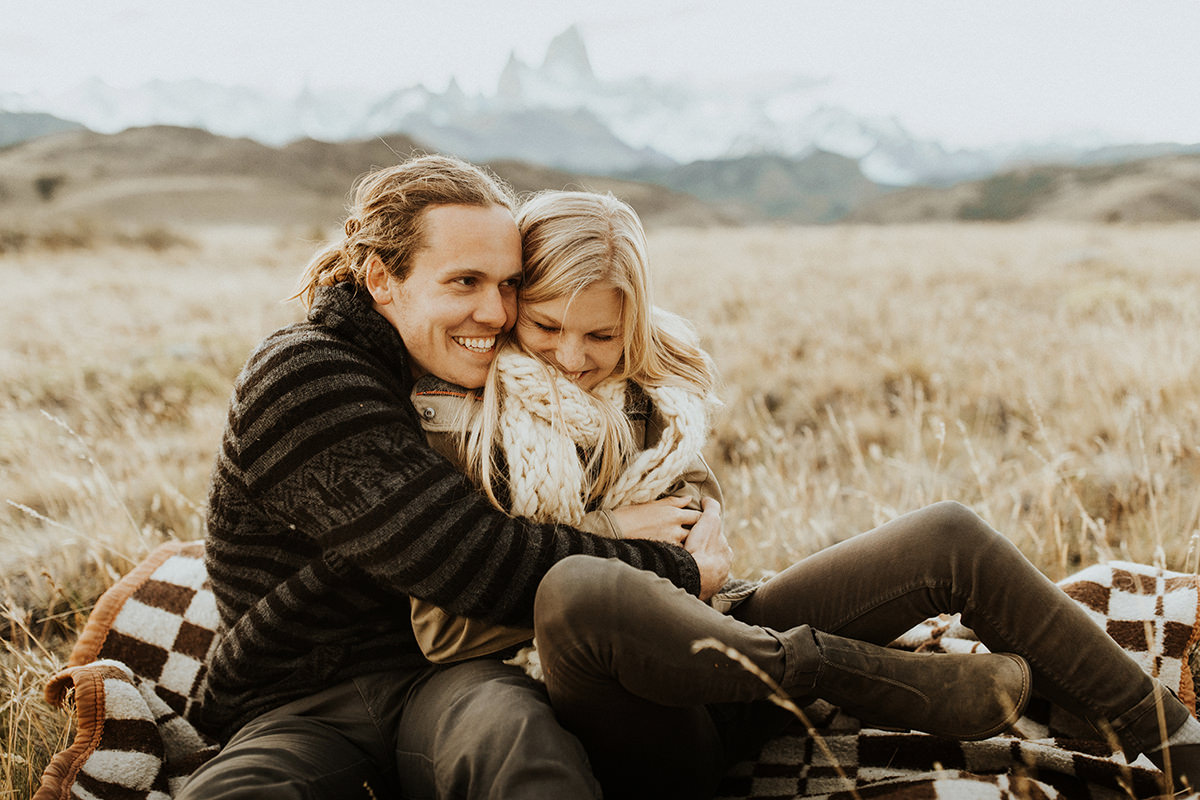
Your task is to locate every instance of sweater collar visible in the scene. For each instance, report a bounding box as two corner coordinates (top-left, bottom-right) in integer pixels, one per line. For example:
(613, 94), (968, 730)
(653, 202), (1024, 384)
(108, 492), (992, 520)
(308, 282), (413, 387)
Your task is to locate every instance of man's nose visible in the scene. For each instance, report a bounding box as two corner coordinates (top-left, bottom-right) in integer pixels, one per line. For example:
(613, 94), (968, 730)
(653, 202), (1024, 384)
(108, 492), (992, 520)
(555, 338), (586, 371)
(474, 286), (512, 328)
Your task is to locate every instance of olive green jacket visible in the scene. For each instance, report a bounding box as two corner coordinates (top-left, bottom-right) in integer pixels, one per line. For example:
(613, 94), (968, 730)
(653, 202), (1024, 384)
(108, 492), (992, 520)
(407, 375), (726, 662)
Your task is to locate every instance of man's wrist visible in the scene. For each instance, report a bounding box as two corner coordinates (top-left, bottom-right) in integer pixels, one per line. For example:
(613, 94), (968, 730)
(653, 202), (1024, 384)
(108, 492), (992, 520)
(677, 545), (703, 596)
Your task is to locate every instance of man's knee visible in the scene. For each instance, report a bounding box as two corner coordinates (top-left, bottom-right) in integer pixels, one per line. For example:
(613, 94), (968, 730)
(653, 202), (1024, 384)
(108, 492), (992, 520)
(441, 665), (555, 733)
(179, 726), (382, 800)
(424, 667), (598, 797)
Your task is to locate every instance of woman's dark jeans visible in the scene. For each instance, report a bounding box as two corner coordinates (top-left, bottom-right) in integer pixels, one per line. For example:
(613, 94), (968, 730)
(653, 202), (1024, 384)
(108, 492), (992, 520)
(534, 501), (1190, 799)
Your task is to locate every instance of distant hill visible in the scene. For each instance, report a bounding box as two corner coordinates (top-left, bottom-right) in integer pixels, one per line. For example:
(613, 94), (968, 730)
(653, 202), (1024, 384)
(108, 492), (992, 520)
(848, 155), (1200, 223)
(8, 125), (1197, 230)
(628, 151), (893, 223)
(0, 125), (735, 230)
(0, 110), (85, 148)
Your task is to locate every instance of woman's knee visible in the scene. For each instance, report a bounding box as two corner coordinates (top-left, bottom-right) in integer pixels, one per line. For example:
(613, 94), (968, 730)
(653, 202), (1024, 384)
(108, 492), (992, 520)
(902, 500), (1000, 551)
(535, 556), (627, 632)
(535, 555), (679, 667)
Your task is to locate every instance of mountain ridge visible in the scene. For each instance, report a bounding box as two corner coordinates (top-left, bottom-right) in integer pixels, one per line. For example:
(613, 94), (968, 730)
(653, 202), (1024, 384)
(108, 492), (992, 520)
(0, 110), (85, 148)
(628, 151), (892, 223)
(847, 155), (1200, 224)
(0, 125), (736, 229)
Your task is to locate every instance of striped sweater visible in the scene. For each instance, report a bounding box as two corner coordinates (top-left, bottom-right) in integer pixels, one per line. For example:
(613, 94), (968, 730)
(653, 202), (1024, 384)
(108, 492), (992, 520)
(201, 282), (700, 738)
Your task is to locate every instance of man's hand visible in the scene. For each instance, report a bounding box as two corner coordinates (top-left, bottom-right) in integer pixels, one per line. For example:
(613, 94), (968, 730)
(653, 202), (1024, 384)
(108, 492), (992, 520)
(609, 496), (700, 544)
(683, 497), (731, 602)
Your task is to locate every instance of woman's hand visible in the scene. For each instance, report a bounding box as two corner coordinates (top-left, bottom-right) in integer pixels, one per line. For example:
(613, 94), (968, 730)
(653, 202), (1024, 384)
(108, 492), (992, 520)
(609, 496), (700, 544)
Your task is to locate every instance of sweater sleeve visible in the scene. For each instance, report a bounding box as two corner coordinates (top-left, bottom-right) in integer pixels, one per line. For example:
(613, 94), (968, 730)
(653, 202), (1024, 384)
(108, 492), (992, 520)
(231, 331), (700, 628)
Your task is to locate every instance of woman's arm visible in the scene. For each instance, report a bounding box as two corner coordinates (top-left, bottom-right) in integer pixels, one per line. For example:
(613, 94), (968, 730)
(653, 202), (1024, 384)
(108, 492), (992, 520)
(591, 450), (723, 542)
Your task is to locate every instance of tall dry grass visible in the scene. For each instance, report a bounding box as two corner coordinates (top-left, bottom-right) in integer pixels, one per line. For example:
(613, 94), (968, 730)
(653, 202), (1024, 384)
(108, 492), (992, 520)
(1, 225), (312, 795)
(650, 223), (1200, 579)
(2, 221), (1199, 796)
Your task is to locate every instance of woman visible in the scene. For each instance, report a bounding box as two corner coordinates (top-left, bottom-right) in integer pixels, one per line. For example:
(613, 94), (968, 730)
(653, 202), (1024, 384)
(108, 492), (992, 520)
(413, 190), (1200, 799)
(408, 189), (753, 663)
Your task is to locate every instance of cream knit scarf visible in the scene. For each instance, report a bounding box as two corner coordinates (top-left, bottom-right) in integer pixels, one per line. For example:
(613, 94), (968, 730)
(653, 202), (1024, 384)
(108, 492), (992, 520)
(494, 349), (710, 526)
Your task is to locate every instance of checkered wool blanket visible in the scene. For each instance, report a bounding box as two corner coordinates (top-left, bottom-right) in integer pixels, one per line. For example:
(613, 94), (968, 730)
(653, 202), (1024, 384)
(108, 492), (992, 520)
(34, 541), (220, 800)
(34, 544), (1200, 800)
(715, 562), (1200, 800)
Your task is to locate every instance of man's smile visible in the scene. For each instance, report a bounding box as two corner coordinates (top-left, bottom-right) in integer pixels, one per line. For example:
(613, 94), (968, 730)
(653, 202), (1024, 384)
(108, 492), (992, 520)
(453, 336), (497, 353)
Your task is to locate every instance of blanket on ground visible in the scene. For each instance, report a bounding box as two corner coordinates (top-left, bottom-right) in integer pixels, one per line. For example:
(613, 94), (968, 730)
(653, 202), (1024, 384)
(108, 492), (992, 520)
(34, 543), (1200, 800)
(33, 541), (220, 800)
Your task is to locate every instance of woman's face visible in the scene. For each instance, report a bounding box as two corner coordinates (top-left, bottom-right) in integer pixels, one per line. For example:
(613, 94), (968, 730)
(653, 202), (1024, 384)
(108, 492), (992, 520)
(516, 284), (625, 390)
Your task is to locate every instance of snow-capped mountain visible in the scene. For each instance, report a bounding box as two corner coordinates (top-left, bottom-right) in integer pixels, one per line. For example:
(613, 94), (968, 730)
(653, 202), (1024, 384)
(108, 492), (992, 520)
(0, 26), (1142, 186)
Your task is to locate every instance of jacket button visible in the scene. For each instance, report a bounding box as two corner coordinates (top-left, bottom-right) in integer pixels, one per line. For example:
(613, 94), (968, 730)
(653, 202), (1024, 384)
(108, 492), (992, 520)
(422, 406), (436, 419)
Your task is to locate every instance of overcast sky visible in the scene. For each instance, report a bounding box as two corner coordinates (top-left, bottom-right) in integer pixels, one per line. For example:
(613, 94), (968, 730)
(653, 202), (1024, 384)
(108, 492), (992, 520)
(3, 0), (1199, 149)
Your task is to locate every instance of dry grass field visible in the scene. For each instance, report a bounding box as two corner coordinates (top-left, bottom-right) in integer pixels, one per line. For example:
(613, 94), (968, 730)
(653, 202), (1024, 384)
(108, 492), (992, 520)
(3, 220), (1200, 796)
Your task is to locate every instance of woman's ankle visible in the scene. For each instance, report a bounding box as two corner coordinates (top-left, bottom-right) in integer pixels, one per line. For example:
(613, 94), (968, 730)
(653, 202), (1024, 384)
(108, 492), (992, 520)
(1148, 714), (1200, 754)
(1112, 683), (1193, 758)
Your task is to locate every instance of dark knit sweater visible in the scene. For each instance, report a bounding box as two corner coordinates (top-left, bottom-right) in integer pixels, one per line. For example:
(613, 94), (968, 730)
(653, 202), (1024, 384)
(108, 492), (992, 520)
(201, 283), (700, 738)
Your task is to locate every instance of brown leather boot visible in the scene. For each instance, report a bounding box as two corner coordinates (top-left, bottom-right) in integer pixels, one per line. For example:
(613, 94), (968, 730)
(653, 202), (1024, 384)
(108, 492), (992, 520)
(801, 631), (1032, 740)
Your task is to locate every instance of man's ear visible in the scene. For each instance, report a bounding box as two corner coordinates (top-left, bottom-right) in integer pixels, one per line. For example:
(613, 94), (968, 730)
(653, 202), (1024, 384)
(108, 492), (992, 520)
(364, 254), (393, 305)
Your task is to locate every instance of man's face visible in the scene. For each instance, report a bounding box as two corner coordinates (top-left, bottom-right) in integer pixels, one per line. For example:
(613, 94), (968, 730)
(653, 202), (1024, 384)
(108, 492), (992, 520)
(370, 204), (522, 389)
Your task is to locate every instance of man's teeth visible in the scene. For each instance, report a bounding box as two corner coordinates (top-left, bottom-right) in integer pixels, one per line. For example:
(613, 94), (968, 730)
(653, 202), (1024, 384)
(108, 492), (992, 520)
(453, 336), (495, 353)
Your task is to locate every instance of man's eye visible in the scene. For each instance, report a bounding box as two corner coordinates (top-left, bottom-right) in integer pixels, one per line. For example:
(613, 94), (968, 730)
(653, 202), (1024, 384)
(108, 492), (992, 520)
(501, 278), (522, 289)
(454, 276), (477, 286)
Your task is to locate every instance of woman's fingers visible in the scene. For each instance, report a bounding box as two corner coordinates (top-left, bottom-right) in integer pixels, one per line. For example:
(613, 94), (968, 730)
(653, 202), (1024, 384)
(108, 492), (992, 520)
(609, 498), (700, 543)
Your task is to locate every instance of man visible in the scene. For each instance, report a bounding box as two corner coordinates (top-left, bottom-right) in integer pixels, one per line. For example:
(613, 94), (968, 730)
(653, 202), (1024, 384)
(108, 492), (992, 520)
(180, 154), (730, 799)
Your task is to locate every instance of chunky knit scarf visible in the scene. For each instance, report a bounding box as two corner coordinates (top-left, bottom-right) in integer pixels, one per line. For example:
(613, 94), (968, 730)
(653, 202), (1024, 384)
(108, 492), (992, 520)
(495, 349), (711, 525)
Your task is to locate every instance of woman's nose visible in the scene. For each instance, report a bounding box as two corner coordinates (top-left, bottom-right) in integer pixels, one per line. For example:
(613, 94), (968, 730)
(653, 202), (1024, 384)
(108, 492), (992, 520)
(555, 338), (586, 371)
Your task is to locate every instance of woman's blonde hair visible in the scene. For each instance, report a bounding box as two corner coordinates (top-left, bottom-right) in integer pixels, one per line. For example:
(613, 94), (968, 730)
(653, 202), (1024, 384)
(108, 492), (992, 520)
(465, 190), (719, 513)
(294, 154), (515, 307)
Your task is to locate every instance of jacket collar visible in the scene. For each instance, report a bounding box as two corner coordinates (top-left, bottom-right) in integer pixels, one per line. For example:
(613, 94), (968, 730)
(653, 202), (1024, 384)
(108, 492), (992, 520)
(411, 375), (478, 433)
(308, 282), (413, 389)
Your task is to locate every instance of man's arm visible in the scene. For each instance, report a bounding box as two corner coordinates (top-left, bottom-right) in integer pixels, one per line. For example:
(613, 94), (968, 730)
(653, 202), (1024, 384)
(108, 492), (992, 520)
(235, 343), (701, 628)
